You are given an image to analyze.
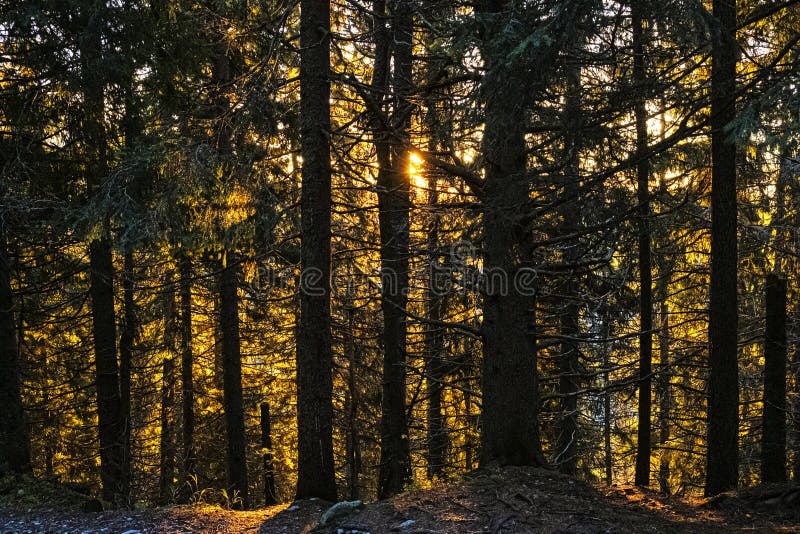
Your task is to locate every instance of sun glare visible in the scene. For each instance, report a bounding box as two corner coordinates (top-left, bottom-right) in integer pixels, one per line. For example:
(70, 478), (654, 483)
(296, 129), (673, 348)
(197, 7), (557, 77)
(409, 151), (426, 189)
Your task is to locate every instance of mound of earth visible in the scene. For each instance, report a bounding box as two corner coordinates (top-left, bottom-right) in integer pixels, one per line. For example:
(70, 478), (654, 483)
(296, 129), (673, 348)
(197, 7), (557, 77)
(3, 467), (800, 533)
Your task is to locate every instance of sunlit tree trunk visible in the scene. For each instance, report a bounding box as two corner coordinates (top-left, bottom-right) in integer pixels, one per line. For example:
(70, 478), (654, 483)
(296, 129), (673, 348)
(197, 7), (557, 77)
(706, 0), (739, 497)
(296, 0), (337, 501)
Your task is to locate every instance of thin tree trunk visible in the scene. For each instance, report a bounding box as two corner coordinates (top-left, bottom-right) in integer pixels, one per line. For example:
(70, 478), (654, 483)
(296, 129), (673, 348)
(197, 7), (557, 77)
(178, 252), (195, 501)
(158, 356), (176, 504)
(658, 298), (672, 494)
(158, 269), (178, 504)
(119, 250), (135, 496)
(761, 274), (787, 482)
(377, 0), (413, 498)
(558, 304), (580, 475)
(464, 387), (473, 471)
(706, 0), (739, 497)
(601, 310), (612, 485)
(633, 0), (653, 487)
(423, 34), (449, 480)
(425, 234), (447, 479)
(793, 351), (800, 481)
(261, 402), (277, 505)
(295, 0), (337, 501)
(344, 304), (361, 500)
(220, 254), (248, 509)
(0, 224), (30, 474)
(557, 63), (582, 477)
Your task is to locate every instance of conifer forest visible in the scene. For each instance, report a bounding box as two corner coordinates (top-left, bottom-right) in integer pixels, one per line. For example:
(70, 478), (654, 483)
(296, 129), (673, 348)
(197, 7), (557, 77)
(2, 0), (800, 532)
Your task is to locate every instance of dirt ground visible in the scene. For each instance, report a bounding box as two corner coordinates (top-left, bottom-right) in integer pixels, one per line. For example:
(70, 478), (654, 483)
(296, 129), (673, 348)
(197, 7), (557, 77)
(2, 467), (800, 533)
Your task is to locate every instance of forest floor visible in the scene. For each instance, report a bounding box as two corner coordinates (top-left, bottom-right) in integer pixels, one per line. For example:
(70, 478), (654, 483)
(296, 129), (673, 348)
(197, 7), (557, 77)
(2, 466), (800, 533)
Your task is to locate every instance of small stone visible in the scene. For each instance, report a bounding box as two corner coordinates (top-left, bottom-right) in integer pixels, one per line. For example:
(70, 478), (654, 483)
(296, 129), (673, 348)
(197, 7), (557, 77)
(320, 500), (363, 525)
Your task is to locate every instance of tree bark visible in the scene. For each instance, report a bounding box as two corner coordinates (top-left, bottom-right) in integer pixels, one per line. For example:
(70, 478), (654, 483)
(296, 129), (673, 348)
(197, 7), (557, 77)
(119, 249), (135, 497)
(761, 273), (787, 483)
(601, 309), (612, 485)
(377, 0), (413, 498)
(0, 224), (30, 474)
(80, 2), (127, 505)
(556, 62), (582, 477)
(177, 252), (195, 502)
(706, 0), (739, 497)
(260, 402), (277, 505)
(344, 304), (361, 500)
(89, 238), (126, 505)
(633, 0), (653, 487)
(220, 254), (248, 509)
(478, 0), (543, 468)
(158, 356), (176, 504)
(425, 197), (447, 479)
(295, 0), (337, 501)
(158, 269), (177, 504)
(658, 298), (672, 494)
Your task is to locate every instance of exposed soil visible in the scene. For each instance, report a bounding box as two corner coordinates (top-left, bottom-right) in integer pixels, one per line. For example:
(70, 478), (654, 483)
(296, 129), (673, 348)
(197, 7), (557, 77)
(2, 467), (800, 533)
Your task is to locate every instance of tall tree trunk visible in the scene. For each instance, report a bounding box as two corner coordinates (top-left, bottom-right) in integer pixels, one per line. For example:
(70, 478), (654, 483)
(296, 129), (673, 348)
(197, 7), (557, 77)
(601, 309), (612, 485)
(633, 0), (653, 487)
(80, 3), (128, 505)
(377, 0), (413, 498)
(260, 402), (277, 505)
(177, 252), (195, 501)
(89, 238), (126, 504)
(423, 31), (449, 479)
(706, 0), (739, 497)
(658, 298), (672, 494)
(464, 387), (474, 470)
(761, 273), (787, 482)
(425, 205), (447, 478)
(344, 304), (361, 500)
(0, 224), (30, 474)
(158, 356), (176, 504)
(478, 0), (543, 468)
(557, 63), (582, 477)
(158, 270), (177, 504)
(295, 0), (337, 501)
(119, 249), (135, 496)
(220, 254), (248, 509)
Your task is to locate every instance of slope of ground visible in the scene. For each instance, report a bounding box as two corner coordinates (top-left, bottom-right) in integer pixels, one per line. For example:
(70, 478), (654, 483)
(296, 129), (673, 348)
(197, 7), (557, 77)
(2, 467), (800, 533)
